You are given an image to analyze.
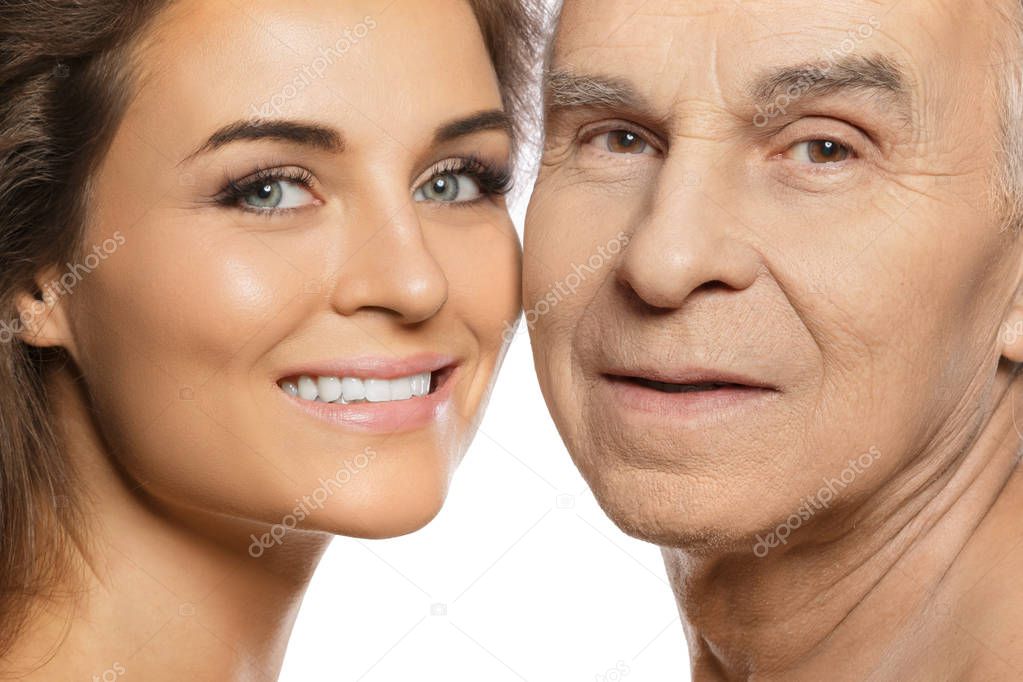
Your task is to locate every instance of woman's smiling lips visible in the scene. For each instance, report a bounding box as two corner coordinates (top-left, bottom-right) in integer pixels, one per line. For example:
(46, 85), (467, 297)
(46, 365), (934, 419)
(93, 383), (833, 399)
(275, 353), (460, 434)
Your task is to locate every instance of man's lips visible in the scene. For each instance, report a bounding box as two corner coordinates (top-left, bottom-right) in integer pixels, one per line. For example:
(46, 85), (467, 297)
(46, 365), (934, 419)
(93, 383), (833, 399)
(601, 367), (779, 393)
(594, 366), (781, 422)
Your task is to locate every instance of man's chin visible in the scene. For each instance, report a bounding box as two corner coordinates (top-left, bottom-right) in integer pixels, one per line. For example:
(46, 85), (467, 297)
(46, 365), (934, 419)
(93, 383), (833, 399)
(582, 463), (770, 553)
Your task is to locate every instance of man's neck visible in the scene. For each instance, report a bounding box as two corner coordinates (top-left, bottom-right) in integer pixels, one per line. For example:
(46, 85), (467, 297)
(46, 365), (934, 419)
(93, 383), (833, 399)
(664, 373), (1023, 681)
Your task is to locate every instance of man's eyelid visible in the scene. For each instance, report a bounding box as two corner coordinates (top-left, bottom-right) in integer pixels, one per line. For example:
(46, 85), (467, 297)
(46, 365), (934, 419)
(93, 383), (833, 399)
(782, 139), (858, 164)
(773, 115), (876, 155)
(753, 120), (855, 166)
(580, 120), (666, 155)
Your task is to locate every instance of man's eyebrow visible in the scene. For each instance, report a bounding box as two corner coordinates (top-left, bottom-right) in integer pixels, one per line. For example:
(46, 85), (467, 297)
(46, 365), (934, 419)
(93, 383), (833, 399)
(749, 53), (913, 122)
(180, 119), (344, 165)
(433, 109), (512, 144)
(544, 56), (912, 127)
(544, 68), (654, 115)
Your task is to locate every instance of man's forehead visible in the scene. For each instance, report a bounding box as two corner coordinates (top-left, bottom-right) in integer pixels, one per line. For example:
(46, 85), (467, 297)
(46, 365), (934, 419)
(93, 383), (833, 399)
(555, 0), (879, 47)
(553, 0), (998, 69)
(549, 0), (1002, 126)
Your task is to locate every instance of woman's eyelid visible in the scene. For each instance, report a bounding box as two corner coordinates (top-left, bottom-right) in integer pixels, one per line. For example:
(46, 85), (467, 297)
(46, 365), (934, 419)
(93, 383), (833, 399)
(222, 167), (317, 200)
(412, 162), (459, 194)
(220, 156), (509, 212)
(231, 164), (314, 188)
(411, 155), (502, 191)
(238, 176), (317, 198)
(219, 167), (322, 214)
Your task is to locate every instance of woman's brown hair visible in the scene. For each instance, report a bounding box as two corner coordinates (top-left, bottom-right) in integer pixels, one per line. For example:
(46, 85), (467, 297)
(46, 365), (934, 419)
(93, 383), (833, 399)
(0, 0), (542, 659)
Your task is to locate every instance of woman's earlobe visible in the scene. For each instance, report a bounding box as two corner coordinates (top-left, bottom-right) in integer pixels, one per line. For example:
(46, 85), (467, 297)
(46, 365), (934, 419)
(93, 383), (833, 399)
(12, 278), (75, 352)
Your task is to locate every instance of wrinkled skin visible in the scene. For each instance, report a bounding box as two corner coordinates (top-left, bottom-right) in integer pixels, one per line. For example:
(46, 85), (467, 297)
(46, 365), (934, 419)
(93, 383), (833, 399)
(526, 0), (1023, 678)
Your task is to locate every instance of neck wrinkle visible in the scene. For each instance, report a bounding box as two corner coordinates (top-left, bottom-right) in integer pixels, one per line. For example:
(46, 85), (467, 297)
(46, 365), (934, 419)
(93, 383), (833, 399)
(664, 370), (1023, 681)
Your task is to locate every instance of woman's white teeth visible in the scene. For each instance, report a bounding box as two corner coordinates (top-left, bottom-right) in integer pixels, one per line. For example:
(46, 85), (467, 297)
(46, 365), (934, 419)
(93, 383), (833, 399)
(281, 372), (433, 404)
(340, 377), (366, 401)
(409, 372), (429, 396)
(298, 376), (319, 401)
(364, 379), (391, 402)
(317, 376), (343, 403)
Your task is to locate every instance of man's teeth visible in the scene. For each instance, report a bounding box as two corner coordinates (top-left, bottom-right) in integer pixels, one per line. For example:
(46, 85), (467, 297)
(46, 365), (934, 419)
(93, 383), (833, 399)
(279, 372), (432, 404)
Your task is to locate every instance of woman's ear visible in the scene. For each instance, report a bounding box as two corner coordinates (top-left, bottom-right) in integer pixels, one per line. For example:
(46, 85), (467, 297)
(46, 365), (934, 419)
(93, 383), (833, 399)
(13, 266), (77, 356)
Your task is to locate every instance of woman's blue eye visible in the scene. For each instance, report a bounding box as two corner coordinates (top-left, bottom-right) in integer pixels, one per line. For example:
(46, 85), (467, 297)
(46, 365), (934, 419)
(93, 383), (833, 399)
(241, 179), (315, 210)
(414, 172), (483, 203)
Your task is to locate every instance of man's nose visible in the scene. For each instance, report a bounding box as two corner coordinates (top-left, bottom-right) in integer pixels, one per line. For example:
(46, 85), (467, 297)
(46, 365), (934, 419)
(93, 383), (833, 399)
(616, 167), (762, 309)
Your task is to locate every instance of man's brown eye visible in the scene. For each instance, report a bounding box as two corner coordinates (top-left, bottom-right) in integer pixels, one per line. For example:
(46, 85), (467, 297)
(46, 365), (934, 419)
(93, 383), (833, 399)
(605, 130), (649, 154)
(806, 139), (851, 163)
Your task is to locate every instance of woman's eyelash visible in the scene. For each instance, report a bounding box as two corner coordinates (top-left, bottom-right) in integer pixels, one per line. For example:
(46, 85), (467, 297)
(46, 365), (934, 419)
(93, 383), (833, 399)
(215, 167), (314, 209)
(214, 155), (513, 212)
(429, 154), (513, 197)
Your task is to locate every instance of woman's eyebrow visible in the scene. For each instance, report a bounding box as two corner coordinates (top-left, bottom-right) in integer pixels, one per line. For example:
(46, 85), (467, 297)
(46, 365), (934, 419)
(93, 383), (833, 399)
(432, 109), (512, 144)
(178, 119), (345, 166)
(179, 110), (510, 166)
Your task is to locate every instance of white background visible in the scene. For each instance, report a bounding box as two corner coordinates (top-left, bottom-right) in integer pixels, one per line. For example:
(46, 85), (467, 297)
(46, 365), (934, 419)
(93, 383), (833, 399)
(279, 186), (692, 681)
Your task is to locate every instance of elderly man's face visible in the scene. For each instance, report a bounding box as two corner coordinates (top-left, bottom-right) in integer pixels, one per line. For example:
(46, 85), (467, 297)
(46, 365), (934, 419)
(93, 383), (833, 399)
(525, 0), (1023, 547)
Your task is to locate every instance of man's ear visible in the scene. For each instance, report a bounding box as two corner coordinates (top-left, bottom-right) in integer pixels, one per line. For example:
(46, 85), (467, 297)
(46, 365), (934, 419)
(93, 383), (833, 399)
(13, 266), (77, 356)
(1004, 302), (1023, 362)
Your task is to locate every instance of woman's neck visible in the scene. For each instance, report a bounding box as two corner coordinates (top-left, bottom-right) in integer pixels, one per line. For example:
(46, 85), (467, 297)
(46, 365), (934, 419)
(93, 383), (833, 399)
(4, 369), (331, 681)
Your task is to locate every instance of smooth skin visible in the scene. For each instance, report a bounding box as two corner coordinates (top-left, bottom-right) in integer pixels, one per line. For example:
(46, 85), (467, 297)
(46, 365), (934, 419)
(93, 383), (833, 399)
(526, 0), (1023, 679)
(8, 0), (520, 679)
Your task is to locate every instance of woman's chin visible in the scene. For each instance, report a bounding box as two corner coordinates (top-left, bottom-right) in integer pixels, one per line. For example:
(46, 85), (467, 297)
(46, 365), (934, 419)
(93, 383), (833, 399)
(290, 458), (453, 541)
(305, 487), (450, 541)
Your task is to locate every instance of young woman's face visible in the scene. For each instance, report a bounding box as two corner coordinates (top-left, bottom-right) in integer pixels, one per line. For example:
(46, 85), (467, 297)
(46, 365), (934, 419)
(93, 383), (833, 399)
(57, 0), (520, 539)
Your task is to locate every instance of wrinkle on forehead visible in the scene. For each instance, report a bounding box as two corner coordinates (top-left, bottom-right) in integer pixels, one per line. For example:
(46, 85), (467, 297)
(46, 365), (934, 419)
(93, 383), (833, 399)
(551, 0), (1006, 164)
